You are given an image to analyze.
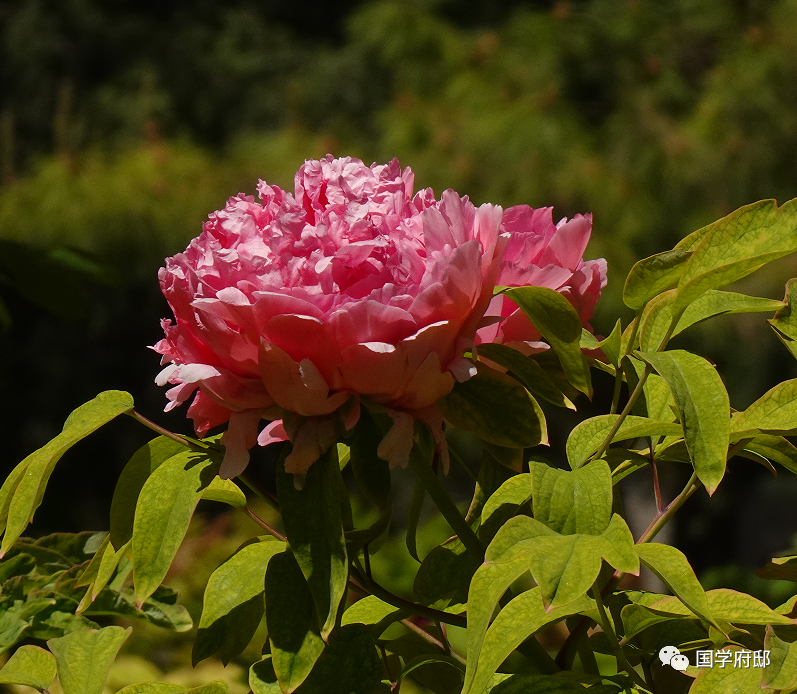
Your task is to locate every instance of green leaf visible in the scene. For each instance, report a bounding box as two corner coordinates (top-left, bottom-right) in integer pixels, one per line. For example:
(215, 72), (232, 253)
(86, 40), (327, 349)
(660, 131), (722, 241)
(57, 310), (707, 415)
(350, 408), (392, 508)
(526, 515), (637, 610)
(116, 684), (188, 694)
(743, 435), (797, 474)
(639, 289), (785, 352)
(689, 650), (764, 693)
(345, 505), (391, 558)
(649, 588), (794, 626)
(480, 473), (532, 538)
(250, 657), (282, 694)
(341, 595), (405, 634)
(132, 449), (219, 606)
(437, 363), (547, 448)
(503, 286), (592, 396)
(406, 477), (425, 562)
(462, 587), (592, 694)
(47, 626), (131, 694)
(636, 350), (730, 494)
(276, 445), (347, 640)
(0, 460), (30, 540)
(200, 477), (247, 507)
(414, 536), (480, 613)
(77, 539), (131, 613)
(529, 460), (613, 535)
(83, 584), (192, 632)
(769, 278), (797, 360)
(566, 415), (681, 469)
(265, 551), (325, 692)
(595, 319), (623, 368)
(731, 378), (797, 439)
(0, 645), (57, 690)
(110, 436), (190, 548)
(758, 554), (797, 582)
(635, 543), (716, 628)
(193, 537), (285, 665)
(486, 674), (589, 693)
(1, 391), (135, 554)
(398, 654), (464, 686)
(623, 248), (692, 310)
(266, 624), (381, 694)
(477, 343), (576, 410)
(673, 198), (797, 313)
(763, 626), (797, 690)
(622, 355), (676, 423)
(185, 683), (228, 694)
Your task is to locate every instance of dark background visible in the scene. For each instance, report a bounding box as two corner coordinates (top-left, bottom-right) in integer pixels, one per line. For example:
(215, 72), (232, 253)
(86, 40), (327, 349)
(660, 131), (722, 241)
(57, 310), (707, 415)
(2, 0), (797, 602)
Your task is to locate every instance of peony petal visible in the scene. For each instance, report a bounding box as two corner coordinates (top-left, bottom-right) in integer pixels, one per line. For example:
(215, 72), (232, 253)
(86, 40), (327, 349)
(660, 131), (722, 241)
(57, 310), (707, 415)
(258, 419), (289, 447)
(376, 410), (415, 468)
(219, 409), (264, 478)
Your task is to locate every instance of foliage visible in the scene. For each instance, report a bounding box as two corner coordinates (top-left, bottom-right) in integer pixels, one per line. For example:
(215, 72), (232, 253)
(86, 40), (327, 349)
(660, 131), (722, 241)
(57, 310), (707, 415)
(4, 199), (797, 692)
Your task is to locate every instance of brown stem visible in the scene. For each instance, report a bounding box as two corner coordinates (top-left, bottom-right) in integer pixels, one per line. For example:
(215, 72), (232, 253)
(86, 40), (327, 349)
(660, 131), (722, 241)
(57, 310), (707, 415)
(243, 506), (286, 542)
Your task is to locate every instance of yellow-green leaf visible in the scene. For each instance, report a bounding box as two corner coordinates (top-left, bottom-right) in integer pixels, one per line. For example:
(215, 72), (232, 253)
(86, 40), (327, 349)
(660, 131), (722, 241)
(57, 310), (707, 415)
(0, 645), (56, 690)
(636, 350), (730, 494)
(48, 626), (131, 694)
(674, 198), (797, 313)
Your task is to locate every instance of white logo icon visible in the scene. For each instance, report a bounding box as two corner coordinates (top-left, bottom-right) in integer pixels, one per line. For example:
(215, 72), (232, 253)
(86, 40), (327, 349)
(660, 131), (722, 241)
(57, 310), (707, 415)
(659, 646), (689, 670)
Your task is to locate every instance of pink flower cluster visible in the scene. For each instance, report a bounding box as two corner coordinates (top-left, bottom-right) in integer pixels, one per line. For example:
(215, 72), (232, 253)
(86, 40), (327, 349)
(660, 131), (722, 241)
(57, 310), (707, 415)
(153, 155), (605, 478)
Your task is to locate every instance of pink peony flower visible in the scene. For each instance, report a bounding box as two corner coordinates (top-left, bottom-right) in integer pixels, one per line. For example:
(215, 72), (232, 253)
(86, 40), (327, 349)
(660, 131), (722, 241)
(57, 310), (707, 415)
(153, 155), (506, 478)
(476, 205), (606, 352)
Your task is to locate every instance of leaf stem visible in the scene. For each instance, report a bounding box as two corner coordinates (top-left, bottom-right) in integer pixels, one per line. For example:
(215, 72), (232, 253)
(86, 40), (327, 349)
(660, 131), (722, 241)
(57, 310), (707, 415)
(128, 410), (201, 449)
(590, 585), (650, 690)
(407, 453), (484, 563)
(350, 564), (467, 629)
(243, 506), (286, 542)
(239, 472), (281, 512)
(637, 471), (698, 545)
(609, 369), (624, 415)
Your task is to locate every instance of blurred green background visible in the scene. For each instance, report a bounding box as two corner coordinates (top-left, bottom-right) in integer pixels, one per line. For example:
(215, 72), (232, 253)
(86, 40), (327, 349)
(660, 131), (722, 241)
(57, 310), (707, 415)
(3, 0), (797, 688)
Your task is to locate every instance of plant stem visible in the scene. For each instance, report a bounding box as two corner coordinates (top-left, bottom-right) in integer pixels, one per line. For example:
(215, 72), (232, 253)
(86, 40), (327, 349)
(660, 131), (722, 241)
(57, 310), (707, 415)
(128, 410), (201, 449)
(609, 369), (624, 415)
(637, 471), (698, 545)
(243, 506), (286, 542)
(591, 366), (651, 461)
(407, 453), (484, 562)
(350, 564), (468, 629)
(239, 472), (281, 512)
(590, 585), (649, 690)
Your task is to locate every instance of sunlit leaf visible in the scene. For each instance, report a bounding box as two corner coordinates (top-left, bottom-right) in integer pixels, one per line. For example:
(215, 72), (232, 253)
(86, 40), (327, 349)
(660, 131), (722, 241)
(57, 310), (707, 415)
(193, 537), (285, 665)
(636, 350), (730, 494)
(132, 450), (218, 605)
(0, 645), (56, 690)
(438, 363), (547, 448)
(47, 626), (131, 694)
(1, 391), (134, 554)
(503, 286), (592, 396)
